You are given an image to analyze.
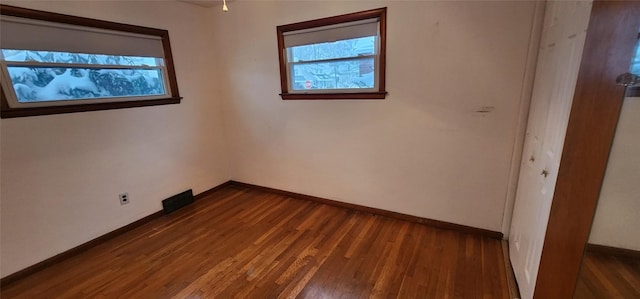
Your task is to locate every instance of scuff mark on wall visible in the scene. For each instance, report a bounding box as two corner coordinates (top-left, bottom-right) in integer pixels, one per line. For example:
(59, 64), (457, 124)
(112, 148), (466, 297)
(475, 106), (495, 115)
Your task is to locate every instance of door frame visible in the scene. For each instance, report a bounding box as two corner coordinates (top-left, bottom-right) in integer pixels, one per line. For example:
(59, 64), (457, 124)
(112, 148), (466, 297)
(533, 1), (640, 298)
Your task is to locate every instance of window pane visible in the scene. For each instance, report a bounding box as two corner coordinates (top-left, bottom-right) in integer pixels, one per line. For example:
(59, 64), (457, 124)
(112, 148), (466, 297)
(290, 57), (374, 91)
(289, 36), (376, 62)
(2, 50), (161, 66)
(6, 66), (165, 102)
(631, 42), (640, 75)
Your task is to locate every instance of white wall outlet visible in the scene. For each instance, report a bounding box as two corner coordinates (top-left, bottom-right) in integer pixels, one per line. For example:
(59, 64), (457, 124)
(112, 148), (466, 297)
(119, 193), (130, 205)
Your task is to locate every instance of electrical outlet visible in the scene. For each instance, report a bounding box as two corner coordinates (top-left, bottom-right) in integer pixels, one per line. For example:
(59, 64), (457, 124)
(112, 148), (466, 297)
(119, 193), (130, 205)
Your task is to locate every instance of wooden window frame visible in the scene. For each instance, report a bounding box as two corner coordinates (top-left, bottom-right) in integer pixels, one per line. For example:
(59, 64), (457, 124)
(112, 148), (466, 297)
(276, 7), (388, 100)
(0, 5), (182, 118)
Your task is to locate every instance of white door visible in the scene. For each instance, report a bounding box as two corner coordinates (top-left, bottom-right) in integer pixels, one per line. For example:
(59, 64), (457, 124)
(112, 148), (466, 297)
(508, 2), (592, 299)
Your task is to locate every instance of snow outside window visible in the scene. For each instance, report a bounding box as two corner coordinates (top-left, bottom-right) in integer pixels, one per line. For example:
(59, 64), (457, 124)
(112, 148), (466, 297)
(288, 36), (376, 91)
(631, 40), (640, 75)
(625, 37), (640, 97)
(2, 50), (167, 105)
(276, 8), (387, 100)
(0, 5), (180, 118)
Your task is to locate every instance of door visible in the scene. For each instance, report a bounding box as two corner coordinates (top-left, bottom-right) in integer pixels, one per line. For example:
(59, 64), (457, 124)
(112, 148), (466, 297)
(508, 2), (592, 299)
(531, 1), (640, 298)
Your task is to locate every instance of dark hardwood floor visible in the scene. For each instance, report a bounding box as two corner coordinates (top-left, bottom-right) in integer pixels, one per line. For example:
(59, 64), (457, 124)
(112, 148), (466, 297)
(575, 250), (640, 299)
(1, 186), (511, 298)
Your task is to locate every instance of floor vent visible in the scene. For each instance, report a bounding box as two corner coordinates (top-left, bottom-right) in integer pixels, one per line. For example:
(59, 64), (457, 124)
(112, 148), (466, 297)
(162, 189), (194, 214)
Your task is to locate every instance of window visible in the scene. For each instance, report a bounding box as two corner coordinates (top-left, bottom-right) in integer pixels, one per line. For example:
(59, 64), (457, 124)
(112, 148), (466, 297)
(276, 8), (387, 100)
(0, 5), (181, 118)
(627, 35), (640, 97)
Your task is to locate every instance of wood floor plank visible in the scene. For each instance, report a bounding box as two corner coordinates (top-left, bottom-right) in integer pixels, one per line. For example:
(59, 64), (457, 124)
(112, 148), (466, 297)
(575, 251), (640, 298)
(1, 185), (511, 298)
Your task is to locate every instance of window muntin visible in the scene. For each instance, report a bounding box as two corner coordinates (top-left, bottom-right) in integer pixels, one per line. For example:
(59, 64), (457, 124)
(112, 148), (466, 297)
(0, 5), (181, 118)
(276, 8), (387, 100)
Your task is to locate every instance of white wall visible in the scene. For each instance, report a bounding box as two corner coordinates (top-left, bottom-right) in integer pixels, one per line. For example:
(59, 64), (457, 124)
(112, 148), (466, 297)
(0, 1), (229, 277)
(1, 0), (542, 278)
(213, 1), (538, 232)
(589, 97), (640, 251)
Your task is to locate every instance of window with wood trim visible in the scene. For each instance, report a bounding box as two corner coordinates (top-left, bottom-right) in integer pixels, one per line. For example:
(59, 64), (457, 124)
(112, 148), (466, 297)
(0, 5), (181, 118)
(276, 7), (387, 100)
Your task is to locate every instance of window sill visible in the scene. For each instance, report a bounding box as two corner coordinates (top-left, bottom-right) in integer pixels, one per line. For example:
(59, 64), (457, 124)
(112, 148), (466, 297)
(280, 91), (387, 100)
(0, 97), (182, 118)
(626, 86), (640, 97)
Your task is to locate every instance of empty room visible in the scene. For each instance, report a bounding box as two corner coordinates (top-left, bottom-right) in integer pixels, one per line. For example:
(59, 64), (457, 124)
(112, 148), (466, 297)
(0, 0), (638, 298)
